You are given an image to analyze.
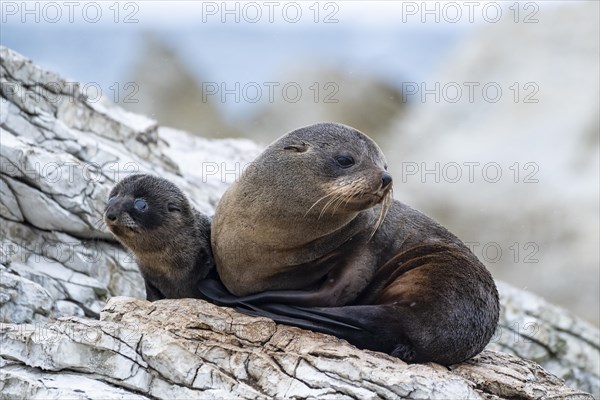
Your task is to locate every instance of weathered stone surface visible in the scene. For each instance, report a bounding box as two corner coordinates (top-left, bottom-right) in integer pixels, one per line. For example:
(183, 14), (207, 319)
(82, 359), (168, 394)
(0, 297), (594, 400)
(0, 46), (597, 398)
(490, 282), (600, 396)
(1, 45), (261, 325)
(0, 359), (149, 400)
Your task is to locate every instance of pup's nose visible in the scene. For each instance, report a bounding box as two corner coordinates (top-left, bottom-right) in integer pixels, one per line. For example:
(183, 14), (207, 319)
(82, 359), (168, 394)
(105, 209), (118, 222)
(381, 172), (393, 188)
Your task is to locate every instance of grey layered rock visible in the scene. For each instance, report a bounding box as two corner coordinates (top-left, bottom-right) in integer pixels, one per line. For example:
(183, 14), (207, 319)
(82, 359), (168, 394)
(0, 46), (597, 398)
(1, 45), (261, 326)
(0, 297), (594, 400)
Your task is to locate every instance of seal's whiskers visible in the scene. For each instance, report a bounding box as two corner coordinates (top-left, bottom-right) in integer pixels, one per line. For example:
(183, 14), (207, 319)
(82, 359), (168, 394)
(333, 185), (360, 213)
(305, 191), (336, 217)
(320, 189), (346, 218)
(368, 189), (392, 241)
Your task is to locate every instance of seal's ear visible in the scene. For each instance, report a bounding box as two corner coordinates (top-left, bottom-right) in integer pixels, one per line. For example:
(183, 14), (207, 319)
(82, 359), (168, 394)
(283, 143), (308, 153)
(167, 203), (181, 212)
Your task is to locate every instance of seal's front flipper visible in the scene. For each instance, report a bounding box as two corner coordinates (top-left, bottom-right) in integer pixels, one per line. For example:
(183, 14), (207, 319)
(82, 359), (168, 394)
(238, 303), (363, 331)
(197, 279), (244, 306)
(198, 280), (362, 333)
(237, 305), (362, 337)
(198, 279), (327, 306)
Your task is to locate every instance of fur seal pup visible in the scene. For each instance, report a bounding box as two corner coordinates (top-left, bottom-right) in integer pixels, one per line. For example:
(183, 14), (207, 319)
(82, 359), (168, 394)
(201, 122), (499, 365)
(104, 174), (215, 301)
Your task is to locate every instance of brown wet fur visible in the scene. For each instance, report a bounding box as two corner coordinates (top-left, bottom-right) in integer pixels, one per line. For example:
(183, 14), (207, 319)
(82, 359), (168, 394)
(206, 122), (500, 366)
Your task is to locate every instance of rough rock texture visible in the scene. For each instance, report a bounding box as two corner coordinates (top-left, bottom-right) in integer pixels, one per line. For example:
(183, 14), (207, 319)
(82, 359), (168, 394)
(1, 46), (598, 398)
(0, 297), (595, 400)
(0, 45), (261, 324)
(489, 282), (599, 396)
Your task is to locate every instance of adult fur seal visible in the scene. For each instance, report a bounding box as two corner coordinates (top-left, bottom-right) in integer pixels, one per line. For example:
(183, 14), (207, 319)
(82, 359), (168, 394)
(104, 174), (215, 301)
(201, 122), (499, 365)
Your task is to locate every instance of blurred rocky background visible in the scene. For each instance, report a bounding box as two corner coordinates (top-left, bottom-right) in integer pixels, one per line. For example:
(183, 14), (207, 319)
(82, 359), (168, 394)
(2, 0), (598, 328)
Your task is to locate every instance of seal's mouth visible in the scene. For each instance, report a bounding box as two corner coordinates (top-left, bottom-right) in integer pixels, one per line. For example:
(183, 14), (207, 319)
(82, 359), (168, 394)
(366, 171), (394, 205)
(374, 185), (393, 201)
(345, 193), (384, 208)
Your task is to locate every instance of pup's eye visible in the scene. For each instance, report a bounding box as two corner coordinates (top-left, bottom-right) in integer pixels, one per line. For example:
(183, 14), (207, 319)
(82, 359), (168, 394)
(335, 155), (355, 168)
(133, 198), (148, 212)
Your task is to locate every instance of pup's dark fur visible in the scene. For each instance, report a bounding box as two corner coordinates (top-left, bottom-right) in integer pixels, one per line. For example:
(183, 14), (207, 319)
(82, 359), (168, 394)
(104, 174), (215, 301)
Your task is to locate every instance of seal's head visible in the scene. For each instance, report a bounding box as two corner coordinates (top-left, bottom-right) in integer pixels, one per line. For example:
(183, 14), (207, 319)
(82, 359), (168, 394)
(250, 123), (393, 231)
(212, 122), (396, 295)
(104, 174), (194, 252)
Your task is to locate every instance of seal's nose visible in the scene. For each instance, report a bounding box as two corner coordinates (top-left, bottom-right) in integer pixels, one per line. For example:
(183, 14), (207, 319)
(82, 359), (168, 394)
(105, 209), (118, 222)
(381, 172), (393, 189)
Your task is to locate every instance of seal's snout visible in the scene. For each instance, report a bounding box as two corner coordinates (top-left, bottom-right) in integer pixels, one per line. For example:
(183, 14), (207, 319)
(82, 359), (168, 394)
(105, 208), (118, 222)
(104, 195), (120, 224)
(381, 172), (393, 189)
